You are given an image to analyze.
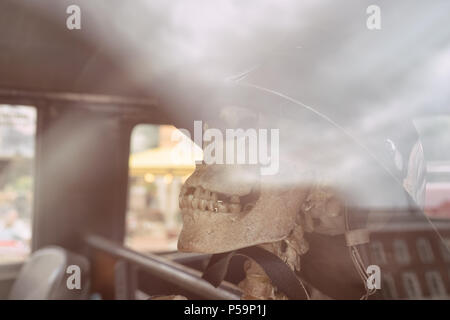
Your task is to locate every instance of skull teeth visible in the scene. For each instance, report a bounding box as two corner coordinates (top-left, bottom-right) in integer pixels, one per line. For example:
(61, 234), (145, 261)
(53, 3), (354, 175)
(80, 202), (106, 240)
(180, 195), (242, 214)
(192, 198), (199, 209)
(187, 195), (194, 208)
(217, 201), (228, 213)
(207, 200), (215, 211)
(180, 187), (256, 214)
(200, 199), (207, 211)
(194, 187), (202, 198)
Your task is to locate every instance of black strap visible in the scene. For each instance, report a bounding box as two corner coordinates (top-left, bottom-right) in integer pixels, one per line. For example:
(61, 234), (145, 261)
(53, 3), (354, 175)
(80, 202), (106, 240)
(203, 235), (368, 300)
(298, 233), (366, 299)
(202, 246), (308, 300)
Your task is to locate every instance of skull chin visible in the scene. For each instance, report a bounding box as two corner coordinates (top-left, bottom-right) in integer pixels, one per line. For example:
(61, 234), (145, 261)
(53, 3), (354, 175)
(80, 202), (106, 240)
(177, 182), (309, 254)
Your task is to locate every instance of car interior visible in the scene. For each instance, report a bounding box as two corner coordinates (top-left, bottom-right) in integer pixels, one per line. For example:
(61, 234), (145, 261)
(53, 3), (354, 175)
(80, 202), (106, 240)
(0, 1), (449, 300)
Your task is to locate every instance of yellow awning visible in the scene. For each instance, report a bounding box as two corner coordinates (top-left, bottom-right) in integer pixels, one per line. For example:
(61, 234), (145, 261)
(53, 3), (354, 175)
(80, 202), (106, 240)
(129, 146), (202, 176)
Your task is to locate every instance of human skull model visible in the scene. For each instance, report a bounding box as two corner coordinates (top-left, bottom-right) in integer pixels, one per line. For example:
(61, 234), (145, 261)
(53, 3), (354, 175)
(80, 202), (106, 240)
(176, 101), (354, 299)
(177, 163), (311, 254)
(178, 156), (347, 299)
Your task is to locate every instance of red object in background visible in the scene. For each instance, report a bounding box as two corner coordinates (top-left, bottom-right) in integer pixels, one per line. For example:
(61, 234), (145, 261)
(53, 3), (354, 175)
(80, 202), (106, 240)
(427, 201), (450, 218)
(425, 183), (450, 218)
(0, 240), (19, 247)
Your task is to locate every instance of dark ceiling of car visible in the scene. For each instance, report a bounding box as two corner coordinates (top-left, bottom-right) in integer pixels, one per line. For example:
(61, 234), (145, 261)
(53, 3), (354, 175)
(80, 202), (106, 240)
(0, 0), (449, 127)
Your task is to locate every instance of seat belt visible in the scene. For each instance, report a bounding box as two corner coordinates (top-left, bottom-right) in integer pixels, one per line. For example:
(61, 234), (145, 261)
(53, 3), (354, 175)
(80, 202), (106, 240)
(202, 246), (309, 300)
(202, 207), (375, 300)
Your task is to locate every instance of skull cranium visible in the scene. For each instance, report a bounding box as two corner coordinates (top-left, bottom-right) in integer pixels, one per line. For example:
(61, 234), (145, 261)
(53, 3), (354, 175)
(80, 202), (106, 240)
(177, 162), (310, 254)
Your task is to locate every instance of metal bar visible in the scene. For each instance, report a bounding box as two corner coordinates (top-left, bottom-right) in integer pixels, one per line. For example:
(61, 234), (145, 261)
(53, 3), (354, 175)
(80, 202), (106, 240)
(85, 234), (241, 300)
(0, 88), (157, 107)
(114, 260), (138, 300)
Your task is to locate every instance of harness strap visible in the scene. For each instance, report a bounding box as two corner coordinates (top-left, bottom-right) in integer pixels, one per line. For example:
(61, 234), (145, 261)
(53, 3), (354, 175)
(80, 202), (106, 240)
(202, 246), (308, 300)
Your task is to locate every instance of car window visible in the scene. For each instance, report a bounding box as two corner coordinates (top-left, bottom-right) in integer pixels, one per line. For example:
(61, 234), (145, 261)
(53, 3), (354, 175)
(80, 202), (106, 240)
(415, 116), (450, 219)
(0, 104), (36, 264)
(125, 124), (202, 253)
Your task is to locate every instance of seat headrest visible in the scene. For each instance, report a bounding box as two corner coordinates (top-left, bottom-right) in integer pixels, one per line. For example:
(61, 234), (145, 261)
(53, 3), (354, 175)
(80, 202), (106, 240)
(8, 246), (90, 300)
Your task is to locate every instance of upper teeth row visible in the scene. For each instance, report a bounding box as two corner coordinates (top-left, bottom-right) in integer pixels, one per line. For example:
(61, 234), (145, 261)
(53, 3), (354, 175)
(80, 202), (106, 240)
(179, 187), (241, 213)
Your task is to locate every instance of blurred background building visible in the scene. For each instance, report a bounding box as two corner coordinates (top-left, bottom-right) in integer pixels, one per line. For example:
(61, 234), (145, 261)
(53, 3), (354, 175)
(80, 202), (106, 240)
(125, 124), (202, 252)
(0, 105), (35, 263)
